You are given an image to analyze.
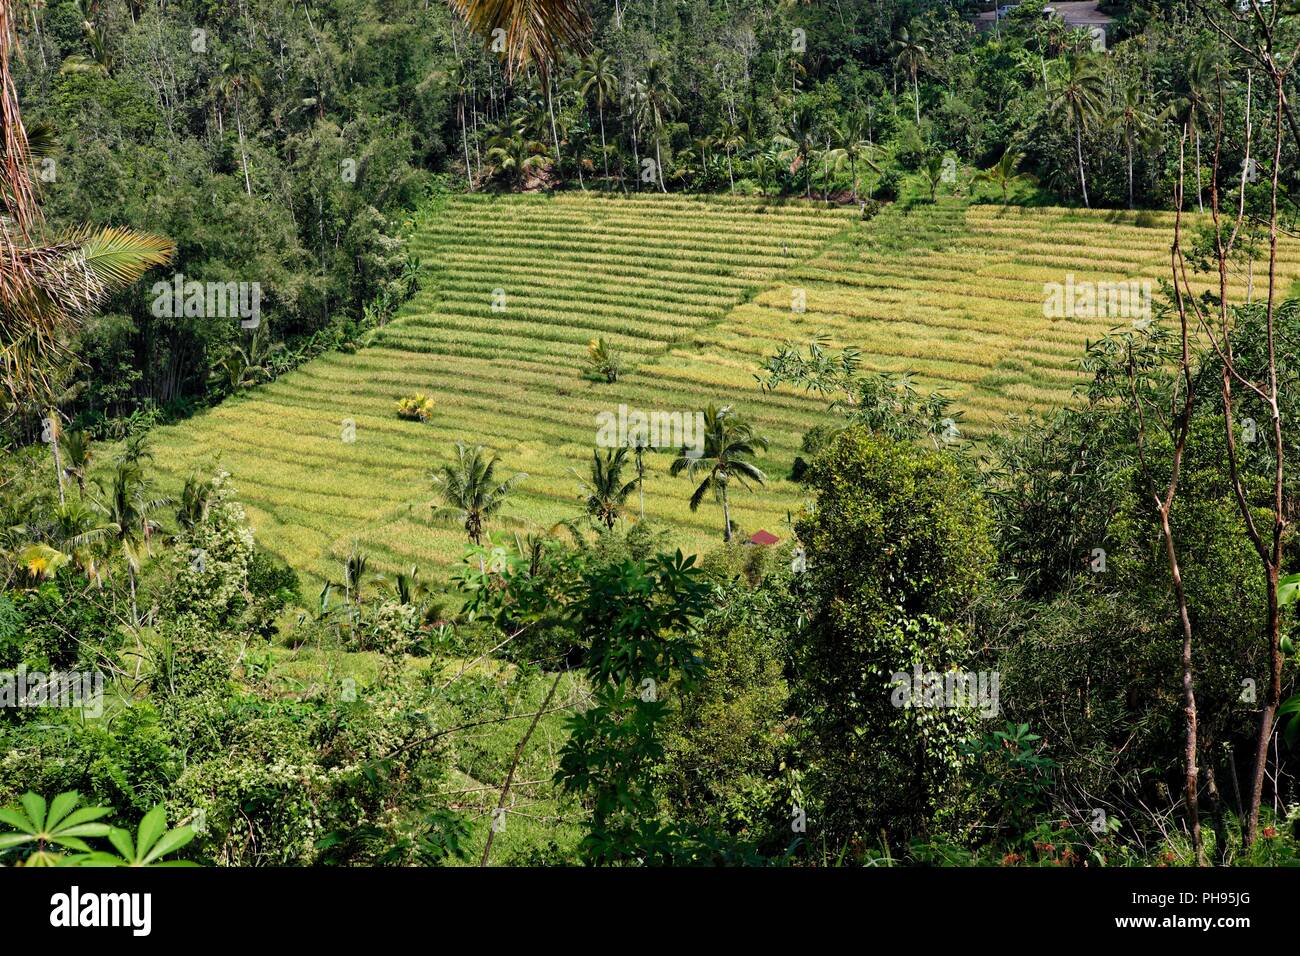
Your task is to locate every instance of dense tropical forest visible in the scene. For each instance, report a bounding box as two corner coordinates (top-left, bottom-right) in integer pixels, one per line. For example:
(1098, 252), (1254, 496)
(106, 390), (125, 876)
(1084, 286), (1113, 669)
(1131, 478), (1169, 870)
(0, 0), (1297, 876)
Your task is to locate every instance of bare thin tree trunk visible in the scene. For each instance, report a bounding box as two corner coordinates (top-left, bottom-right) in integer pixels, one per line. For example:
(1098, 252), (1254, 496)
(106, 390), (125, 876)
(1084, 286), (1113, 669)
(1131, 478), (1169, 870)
(1076, 126), (1089, 208)
(480, 669), (564, 867)
(1179, 28), (1289, 844)
(598, 101), (609, 183)
(1160, 131), (1204, 864)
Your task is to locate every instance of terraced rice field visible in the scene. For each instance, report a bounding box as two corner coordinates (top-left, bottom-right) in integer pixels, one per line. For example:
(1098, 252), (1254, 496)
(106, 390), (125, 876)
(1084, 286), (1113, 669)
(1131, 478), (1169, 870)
(147, 194), (1300, 589)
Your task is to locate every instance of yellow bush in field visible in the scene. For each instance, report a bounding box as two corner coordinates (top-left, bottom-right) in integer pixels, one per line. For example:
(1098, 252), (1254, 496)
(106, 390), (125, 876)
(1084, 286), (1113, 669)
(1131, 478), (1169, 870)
(394, 393), (435, 422)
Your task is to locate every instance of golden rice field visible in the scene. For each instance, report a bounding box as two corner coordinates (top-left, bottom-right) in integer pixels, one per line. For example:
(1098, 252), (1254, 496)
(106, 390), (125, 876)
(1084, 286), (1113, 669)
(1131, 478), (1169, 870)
(146, 194), (1300, 591)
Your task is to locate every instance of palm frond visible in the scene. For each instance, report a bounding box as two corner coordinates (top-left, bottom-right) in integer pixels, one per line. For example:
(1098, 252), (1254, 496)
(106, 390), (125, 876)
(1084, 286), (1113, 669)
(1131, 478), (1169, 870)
(449, 0), (591, 80)
(71, 226), (175, 289)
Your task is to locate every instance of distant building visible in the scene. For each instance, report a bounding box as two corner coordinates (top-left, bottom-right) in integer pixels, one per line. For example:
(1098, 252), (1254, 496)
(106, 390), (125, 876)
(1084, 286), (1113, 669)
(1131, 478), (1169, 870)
(748, 529), (779, 546)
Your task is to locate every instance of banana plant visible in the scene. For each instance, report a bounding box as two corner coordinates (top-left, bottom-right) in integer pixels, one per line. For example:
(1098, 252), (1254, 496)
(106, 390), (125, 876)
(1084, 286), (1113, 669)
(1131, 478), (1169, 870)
(0, 791), (111, 866)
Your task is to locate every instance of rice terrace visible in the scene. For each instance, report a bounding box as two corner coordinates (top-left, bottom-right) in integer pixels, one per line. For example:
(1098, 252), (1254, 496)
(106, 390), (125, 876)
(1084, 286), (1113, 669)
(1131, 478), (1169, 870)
(5, 0), (1300, 905)
(147, 195), (1300, 589)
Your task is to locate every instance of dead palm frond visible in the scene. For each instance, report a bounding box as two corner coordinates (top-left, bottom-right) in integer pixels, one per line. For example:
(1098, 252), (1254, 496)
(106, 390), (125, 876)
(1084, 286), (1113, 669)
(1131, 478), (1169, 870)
(448, 0), (591, 80)
(1, 4), (174, 409)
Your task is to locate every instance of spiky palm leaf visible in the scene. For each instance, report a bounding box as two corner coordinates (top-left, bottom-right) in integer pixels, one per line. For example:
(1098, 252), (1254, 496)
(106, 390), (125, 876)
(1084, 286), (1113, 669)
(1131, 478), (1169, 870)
(176, 473), (215, 531)
(83, 462), (170, 575)
(1, 226), (174, 407)
(59, 427), (92, 495)
(431, 442), (527, 545)
(669, 405), (768, 539)
(974, 148), (1036, 201)
(572, 447), (639, 529)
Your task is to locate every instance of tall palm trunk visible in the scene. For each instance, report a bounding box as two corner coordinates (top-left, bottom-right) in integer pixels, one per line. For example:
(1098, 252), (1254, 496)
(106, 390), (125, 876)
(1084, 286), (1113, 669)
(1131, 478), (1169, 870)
(1127, 138), (1135, 209)
(1075, 124), (1090, 208)
(546, 75), (561, 169)
(47, 410), (65, 505)
(235, 90), (252, 197)
(1194, 126), (1203, 213)
(721, 481), (732, 542)
(631, 122), (640, 191)
(598, 101), (609, 184)
(822, 140), (831, 201)
(912, 70), (920, 124)
(655, 135), (666, 192)
(461, 97), (474, 190)
(128, 564), (139, 624)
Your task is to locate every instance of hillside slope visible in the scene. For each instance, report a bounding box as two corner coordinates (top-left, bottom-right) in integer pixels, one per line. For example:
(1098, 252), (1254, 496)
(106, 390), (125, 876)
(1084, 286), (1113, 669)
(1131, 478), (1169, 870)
(148, 195), (1300, 589)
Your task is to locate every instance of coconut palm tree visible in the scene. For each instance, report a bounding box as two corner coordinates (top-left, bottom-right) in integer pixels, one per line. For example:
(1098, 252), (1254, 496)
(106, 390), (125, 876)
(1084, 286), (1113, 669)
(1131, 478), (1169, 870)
(1110, 81), (1159, 209)
(115, 430), (153, 468)
(716, 119), (746, 193)
(573, 447), (639, 530)
(431, 442), (527, 546)
(175, 473), (215, 531)
(669, 405), (768, 543)
(50, 497), (105, 584)
(343, 549), (369, 609)
(630, 435), (653, 520)
(217, 48), (263, 197)
(826, 111), (879, 202)
(691, 133), (715, 184)
(380, 565), (429, 608)
(775, 101), (819, 198)
(922, 153), (948, 202)
(632, 60), (678, 192)
(974, 147), (1036, 202)
(553, 107), (589, 189)
(209, 328), (279, 396)
(485, 121), (549, 186)
(1, 228), (172, 421)
(574, 48), (617, 185)
(82, 462), (170, 621)
(440, 61), (477, 189)
(1174, 50), (1215, 214)
(15, 541), (67, 583)
(889, 25), (929, 125)
(1049, 54), (1105, 208)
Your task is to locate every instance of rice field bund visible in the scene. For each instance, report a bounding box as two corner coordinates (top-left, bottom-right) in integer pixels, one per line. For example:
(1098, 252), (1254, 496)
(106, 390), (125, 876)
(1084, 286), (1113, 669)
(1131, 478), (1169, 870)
(146, 194), (1300, 590)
